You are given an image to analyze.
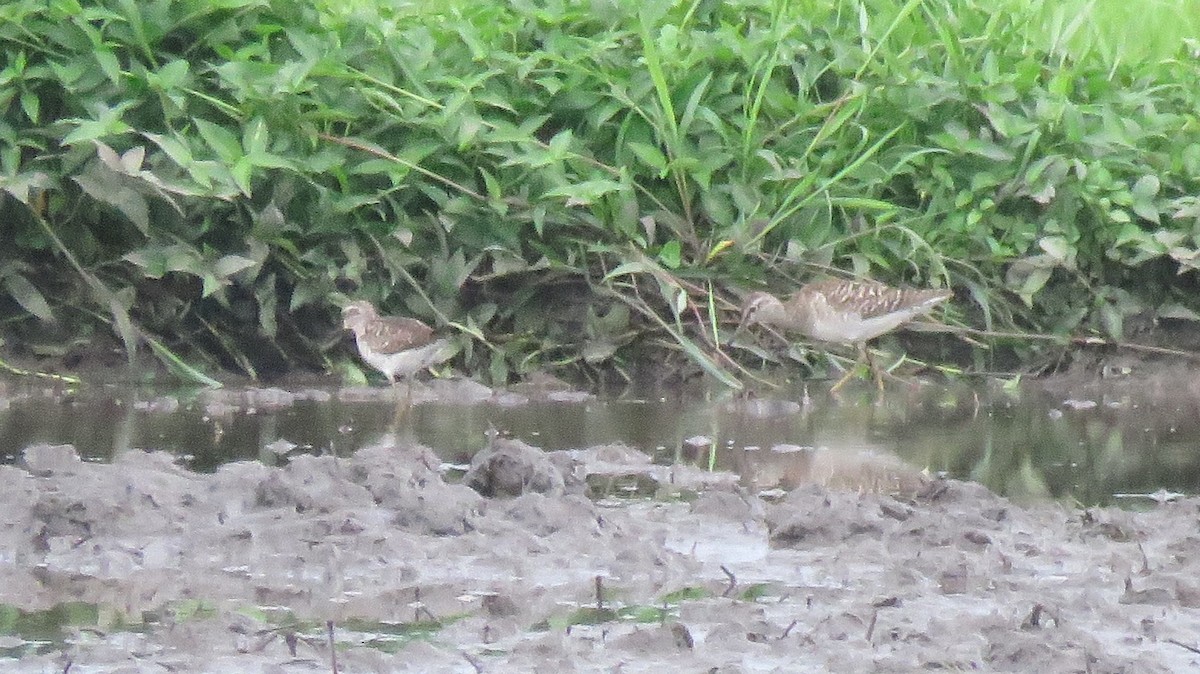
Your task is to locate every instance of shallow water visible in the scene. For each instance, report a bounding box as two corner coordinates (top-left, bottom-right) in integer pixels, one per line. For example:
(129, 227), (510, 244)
(4, 375), (1200, 672)
(0, 377), (1196, 505)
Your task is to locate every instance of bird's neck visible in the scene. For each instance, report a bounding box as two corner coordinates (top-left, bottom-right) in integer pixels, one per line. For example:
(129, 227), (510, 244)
(760, 298), (812, 332)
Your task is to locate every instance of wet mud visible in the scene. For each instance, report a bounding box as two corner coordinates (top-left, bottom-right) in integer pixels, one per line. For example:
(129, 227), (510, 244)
(3, 425), (1200, 672)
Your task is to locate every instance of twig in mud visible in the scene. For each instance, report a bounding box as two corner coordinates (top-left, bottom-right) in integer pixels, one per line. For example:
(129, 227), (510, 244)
(327, 621), (339, 674)
(720, 565), (737, 598)
(61, 659), (72, 674)
(1021, 603), (1061, 629)
(462, 651), (485, 673)
(1167, 638), (1200, 655)
(595, 576), (605, 611)
(865, 610), (878, 642)
(1137, 542), (1150, 574)
(285, 631), (298, 656)
(412, 587), (440, 623)
(779, 619), (798, 640)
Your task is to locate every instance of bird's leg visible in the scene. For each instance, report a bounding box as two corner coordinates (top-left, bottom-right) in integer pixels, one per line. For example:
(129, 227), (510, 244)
(387, 379), (419, 440)
(828, 347), (865, 394)
(864, 344), (885, 391)
(381, 371), (411, 421)
(385, 378), (403, 431)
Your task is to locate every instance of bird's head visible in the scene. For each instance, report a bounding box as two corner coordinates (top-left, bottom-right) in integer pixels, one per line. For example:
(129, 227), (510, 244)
(739, 291), (783, 327)
(341, 300), (378, 334)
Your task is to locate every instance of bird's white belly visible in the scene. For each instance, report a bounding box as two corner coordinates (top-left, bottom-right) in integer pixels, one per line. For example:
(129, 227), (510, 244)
(804, 311), (920, 343)
(359, 339), (450, 381)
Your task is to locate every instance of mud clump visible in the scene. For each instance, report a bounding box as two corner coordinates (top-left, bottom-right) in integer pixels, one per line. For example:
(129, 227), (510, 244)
(463, 437), (566, 497)
(2, 442), (1199, 672)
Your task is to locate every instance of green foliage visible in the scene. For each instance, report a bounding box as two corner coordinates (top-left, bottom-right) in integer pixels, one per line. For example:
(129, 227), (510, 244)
(1, 0), (1199, 383)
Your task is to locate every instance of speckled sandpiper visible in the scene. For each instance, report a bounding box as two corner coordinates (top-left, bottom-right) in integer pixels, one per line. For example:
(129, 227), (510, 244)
(738, 279), (952, 391)
(341, 300), (451, 401)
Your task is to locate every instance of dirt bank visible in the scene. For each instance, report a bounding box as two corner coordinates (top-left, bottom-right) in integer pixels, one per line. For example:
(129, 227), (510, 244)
(2, 435), (1199, 673)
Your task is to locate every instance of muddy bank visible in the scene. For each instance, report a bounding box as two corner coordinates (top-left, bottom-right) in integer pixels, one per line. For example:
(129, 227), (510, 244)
(3, 437), (1200, 672)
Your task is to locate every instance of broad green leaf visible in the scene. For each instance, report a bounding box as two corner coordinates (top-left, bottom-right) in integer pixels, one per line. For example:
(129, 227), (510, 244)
(213, 254), (257, 278)
(1017, 267), (1052, 306)
(120, 146), (145, 173)
(194, 119), (243, 163)
(3, 273), (53, 321)
(19, 90), (38, 123)
(545, 179), (624, 206)
(1131, 175), (1161, 223)
(628, 142), (668, 175)
(657, 240), (681, 269)
(1132, 175), (1160, 199)
(73, 164), (150, 235)
(145, 132), (202, 176)
(1038, 235), (1072, 264)
(153, 59), (189, 89)
(243, 117), (269, 157)
(231, 158), (253, 196)
(61, 102), (134, 145)
(93, 48), (121, 85)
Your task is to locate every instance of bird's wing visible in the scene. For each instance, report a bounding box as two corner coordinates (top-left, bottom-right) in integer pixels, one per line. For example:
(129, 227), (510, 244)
(363, 316), (436, 354)
(809, 280), (947, 320)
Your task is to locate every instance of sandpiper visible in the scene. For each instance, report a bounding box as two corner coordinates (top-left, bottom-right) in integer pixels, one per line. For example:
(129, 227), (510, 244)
(341, 300), (451, 399)
(738, 279), (952, 391)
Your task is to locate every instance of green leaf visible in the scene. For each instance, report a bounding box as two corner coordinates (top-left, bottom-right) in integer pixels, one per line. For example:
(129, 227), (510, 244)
(19, 90), (38, 123)
(109, 294), (137, 363)
(628, 142), (668, 175)
(94, 48), (122, 85)
(213, 254), (257, 279)
(545, 179), (624, 206)
(61, 102), (134, 145)
(1131, 175), (1161, 223)
(1017, 267), (1052, 306)
(73, 162), (150, 235)
(3, 272), (53, 321)
(1132, 175), (1160, 200)
(1038, 236), (1072, 264)
(153, 59), (189, 89)
(602, 260), (651, 282)
(231, 158), (253, 196)
(194, 119), (243, 163)
(657, 240), (681, 269)
(145, 335), (222, 388)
